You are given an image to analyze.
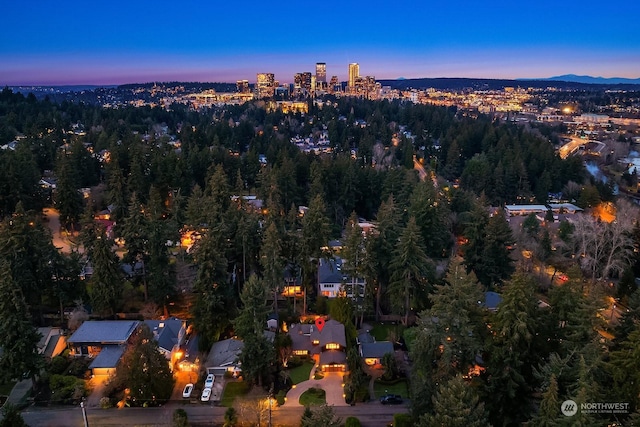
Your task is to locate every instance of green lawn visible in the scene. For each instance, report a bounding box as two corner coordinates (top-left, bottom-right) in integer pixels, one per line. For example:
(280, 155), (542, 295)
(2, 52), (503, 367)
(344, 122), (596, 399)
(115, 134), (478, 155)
(220, 381), (250, 407)
(299, 387), (326, 406)
(288, 361), (314, 385)
(0, 381), (16, 396)
(373, 379), (408, 399)
(370, 322), (403, 342)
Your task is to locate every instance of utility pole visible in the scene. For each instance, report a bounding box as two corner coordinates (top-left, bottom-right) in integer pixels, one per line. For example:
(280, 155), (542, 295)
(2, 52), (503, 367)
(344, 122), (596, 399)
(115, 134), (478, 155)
(268, 384), (274, 427)
(80, 401), (89, 427)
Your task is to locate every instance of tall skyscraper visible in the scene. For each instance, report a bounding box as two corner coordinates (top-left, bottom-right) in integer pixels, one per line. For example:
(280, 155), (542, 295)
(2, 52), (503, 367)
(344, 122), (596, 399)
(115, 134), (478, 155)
(256, 73), (275, 98)
(293, 72), (312, 96)
(236, 80), (250, 94)
(315, 62), (327, 83)
(348, 63), (359, 93)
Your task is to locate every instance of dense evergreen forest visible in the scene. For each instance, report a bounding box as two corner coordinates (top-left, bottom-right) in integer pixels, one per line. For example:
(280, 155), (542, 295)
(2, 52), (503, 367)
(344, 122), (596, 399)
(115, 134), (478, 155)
(2, 86), (640, 425)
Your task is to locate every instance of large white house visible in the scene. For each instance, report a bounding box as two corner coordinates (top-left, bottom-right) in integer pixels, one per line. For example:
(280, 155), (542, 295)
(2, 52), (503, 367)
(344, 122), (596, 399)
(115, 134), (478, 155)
(317, 256), (365, 299)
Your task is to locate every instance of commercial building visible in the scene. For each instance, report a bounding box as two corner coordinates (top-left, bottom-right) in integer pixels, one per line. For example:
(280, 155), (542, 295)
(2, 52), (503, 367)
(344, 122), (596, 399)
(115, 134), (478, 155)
(315, 62), (327, 82)
(236, 80), (250, 94)
(348, 63), (359, 93)
(256, 73), (276, 98)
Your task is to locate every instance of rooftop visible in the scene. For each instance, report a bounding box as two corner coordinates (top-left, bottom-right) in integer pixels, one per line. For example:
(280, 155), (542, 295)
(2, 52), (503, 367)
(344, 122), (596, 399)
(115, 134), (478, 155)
(144, 318), (184, 353)
(360, 341), (394, 359)
(206, 338), (244, 368)
(68, 320), (139, 345)
(89, 345), (127, 369)
(310, 319), (346, 347)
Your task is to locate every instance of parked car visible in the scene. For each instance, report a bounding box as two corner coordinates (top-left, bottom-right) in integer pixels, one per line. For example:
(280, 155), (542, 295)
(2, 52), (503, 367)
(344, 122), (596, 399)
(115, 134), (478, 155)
(201, 387), (212, 402)
(204, 373), (215, 388)
(380, 394), (403, 404)
(182, 383), (193, 398)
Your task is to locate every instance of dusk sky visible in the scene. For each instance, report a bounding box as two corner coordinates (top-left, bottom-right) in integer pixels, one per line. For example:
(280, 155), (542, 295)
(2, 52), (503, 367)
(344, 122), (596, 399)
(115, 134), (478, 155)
(2, 0), (639, 86)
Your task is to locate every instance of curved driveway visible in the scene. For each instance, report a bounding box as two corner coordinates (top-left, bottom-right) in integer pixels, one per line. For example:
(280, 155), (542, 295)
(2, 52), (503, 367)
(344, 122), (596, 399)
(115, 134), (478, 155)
(282, 372), (348, 407)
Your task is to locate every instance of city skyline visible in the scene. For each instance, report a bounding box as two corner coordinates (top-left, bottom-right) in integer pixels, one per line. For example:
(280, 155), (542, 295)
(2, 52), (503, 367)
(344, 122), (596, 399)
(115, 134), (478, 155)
(2, 0), (639, 86)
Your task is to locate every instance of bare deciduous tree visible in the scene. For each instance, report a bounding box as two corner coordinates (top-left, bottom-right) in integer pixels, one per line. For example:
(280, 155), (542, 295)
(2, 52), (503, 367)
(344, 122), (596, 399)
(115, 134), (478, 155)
(572, 200), (636, 281)
(67, 300), (89, 331)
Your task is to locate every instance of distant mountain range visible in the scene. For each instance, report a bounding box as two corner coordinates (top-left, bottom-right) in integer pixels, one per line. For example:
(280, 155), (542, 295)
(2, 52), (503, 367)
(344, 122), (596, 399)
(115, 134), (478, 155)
(377, 75), (640, 91)
(544, 74), (640, 85)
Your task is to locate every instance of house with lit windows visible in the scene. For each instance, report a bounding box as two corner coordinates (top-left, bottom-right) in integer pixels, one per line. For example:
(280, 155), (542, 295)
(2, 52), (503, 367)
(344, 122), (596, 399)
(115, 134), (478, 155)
(317, 256), (365, 300)
(288, 319), (347, 372)
(67, 318), (186, 376)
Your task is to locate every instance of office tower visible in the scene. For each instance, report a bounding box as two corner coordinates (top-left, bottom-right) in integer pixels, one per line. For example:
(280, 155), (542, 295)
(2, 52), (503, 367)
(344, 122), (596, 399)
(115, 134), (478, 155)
(348, 63), (359, 92)
(301, 72), (312, 92)
(256, 73), (275, 98)
(293, 72), (312, 96)
(294, 73), (303, 92)
(316, 62), (327, 83)
(236, 80), (250, 94)
(329, 75), (340, 93)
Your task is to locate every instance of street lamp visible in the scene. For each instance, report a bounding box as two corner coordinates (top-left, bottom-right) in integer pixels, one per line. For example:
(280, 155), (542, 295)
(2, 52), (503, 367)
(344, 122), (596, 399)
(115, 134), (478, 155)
(80, 400), (89, 427)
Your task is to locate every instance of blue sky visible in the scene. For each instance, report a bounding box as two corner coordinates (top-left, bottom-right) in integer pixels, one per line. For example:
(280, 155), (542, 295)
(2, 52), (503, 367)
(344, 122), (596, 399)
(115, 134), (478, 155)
(2, 0), (639, 85)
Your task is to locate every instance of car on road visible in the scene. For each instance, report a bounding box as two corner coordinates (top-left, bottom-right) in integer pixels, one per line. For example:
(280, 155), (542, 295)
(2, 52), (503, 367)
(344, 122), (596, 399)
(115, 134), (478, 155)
(201, 387), (212, 402)
(380, 394), (403, 404)
(182, 383), (193, 398)
(204, 373), (215, 388)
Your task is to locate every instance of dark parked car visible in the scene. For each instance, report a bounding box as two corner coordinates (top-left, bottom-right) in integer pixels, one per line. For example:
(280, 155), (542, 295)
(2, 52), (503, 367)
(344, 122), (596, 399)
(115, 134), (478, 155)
(380, 394), (403, 404)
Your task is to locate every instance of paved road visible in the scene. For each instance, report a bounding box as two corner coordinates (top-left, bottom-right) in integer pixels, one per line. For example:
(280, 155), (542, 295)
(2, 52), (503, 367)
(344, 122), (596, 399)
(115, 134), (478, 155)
(558, 136), (587, 159)
(22, 400), (407, 426)
(43, 208), (76, 254)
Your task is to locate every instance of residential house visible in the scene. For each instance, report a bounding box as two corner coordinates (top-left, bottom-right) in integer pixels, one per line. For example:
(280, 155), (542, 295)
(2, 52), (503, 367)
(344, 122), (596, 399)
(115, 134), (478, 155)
(289, 319), (347, 372)
(282, 264), (303, 298)
(37, 327), (67, 359)
(504, 204), (548, 217)
(266, 314), (278, 331)
(318, 256), (365, 300)
(548, 203), (583, 215)
(67, 320), (139, 376)
(144, 318), (186, 363)
(67, 319), (186, 376)
(356, 331), (394, 366)
(289, 324), (314, 357)
(0, 140), (18, 151)
(205, 338), (244, 376)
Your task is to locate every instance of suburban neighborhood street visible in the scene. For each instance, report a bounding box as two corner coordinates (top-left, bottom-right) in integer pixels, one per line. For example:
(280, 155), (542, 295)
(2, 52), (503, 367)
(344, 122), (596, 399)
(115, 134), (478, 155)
(43, 207), (76, 254)
(21, 400), (407, 426)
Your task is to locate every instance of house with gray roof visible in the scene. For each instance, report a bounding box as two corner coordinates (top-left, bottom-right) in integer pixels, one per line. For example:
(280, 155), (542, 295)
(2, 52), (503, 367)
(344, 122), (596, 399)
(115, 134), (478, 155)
(357, 331), (394, 366)
(318, 256), (365, 300)
(288, 319), (347, 372)
(204, 330), (275, 376)
(68, 319), (187, 376)
(37, 327), (67, 360)
(144, 318), (186, 360)
(205, 338), (244, 375)
(67, 320), (140, 376)
(360, 342), (394, 366)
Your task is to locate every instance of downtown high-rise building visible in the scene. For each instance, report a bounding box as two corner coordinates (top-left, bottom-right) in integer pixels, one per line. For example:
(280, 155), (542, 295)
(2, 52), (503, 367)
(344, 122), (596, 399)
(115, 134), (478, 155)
(256, 73), (276, 98)
(348, 63), (360, 93)
(315, 62), (327, 83)
(328, 75), (340, 93)
(293, 72), (313, 96)
(236, 79), (250, 94)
